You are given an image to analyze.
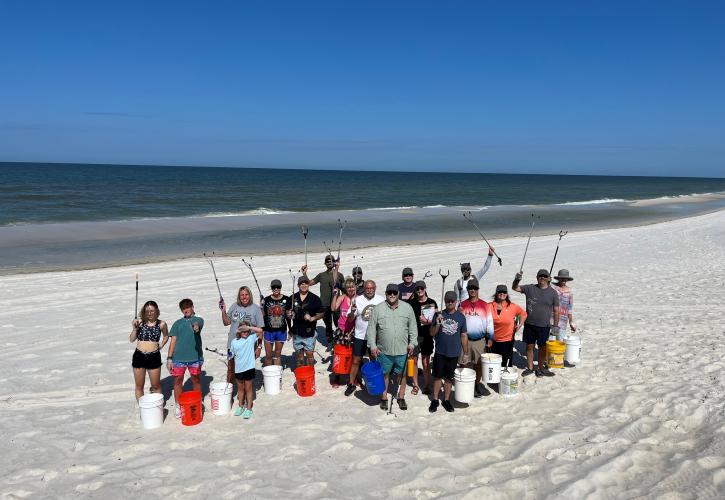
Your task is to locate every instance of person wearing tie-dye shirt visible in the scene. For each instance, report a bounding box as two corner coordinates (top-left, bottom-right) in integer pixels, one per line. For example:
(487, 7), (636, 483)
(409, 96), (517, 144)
(551, 269), (576, 336)
(458, 278), (494, 398)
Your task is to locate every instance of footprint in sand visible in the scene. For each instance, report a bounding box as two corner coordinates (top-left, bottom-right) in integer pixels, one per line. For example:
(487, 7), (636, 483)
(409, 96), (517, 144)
(75, 481), (104, 492)
(323, 441), (354, 454)
(216, 458), (241, 467)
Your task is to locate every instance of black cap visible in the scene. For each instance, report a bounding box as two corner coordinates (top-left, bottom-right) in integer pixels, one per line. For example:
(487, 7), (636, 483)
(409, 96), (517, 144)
(402, 267), (413, 276)
(537, 269), (550, 278)
(466, 278), (479, 290)
(495, 284), (508, 294)
(460, 262), (471, 269)
(270, 279), (282, 288)
(298, 275), (310, 285)
(444, 291), (457, 303)
(324, 255), (334, 262)
(352, 266), (362, 273)
(415, 280), (426, 289)
(385, 283), (399, 294)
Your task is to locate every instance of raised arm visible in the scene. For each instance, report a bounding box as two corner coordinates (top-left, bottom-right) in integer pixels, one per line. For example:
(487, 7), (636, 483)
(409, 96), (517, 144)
(474, 251), (494, 280)
(512, 273), (523, 293)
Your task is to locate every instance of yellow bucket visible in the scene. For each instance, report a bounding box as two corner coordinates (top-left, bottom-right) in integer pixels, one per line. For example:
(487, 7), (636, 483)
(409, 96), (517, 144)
(546, 340), (566, 369)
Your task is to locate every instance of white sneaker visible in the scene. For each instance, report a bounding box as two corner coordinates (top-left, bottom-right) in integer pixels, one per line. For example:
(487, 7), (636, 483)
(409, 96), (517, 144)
(174, 406), (182, 419)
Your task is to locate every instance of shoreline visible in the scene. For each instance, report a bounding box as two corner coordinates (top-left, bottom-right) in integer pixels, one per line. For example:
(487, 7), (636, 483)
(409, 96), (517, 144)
(4, 204), (725, 277)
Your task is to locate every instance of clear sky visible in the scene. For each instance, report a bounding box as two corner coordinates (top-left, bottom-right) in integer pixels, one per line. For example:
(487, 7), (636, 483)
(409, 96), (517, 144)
(1, 1), (723, 177)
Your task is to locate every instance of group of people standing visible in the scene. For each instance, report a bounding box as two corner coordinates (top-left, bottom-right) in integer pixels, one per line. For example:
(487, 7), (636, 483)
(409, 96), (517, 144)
(129, 247), (576, 418)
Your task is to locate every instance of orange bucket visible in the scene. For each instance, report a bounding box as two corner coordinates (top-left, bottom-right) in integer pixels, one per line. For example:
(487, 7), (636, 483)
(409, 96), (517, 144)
(294, 366), (316, 397)
(178, 390), (203, 426)
(332, 345), (353, 374)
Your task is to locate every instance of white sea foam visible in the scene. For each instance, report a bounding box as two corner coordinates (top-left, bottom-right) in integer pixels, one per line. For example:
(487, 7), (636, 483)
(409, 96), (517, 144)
(366, 206), (418, 211)
(556, 198), (626, 206)
(202, 207), (294, 217)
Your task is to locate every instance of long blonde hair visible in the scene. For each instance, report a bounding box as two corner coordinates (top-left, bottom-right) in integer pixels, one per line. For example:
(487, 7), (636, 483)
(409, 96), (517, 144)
(236, 286), (254, 306)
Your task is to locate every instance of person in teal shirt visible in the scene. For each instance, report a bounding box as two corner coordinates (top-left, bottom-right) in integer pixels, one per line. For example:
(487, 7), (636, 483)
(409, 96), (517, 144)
(167, 298), (205, 419)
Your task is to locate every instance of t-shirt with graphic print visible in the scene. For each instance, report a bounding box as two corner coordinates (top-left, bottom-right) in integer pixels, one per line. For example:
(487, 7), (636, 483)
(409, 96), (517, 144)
(435, 310), (467, 357)
(353, 294), (385, 340)
(262, 295), (292, 333)
(226, 303), (264, 349)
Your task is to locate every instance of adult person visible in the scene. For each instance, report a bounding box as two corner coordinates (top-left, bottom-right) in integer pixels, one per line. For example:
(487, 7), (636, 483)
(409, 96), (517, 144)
(398, 267), (416, 301)
(458, 278), (494, 397)
(291, 275), (325, 367)
(512, 269), (560, 377)
(330, 277), (357, 387)
(261, 279), (292, 367)
(345, 280), (384, 396)
(487, 285), (527, 369)
(429, 291), (469, 413)
(405, 280), (437, 395)
(302, 255), (344, 343)
(454, 246), (496, 304)
(130, 300), (169, 400)
(366, 284), (418, 411)
(352, 266), (365, 296)
(220, 286), (264, 383)
(551, 269), (576, 338)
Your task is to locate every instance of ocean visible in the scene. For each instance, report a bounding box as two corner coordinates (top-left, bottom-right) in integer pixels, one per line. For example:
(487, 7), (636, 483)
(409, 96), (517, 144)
(1, 162), (724, 273)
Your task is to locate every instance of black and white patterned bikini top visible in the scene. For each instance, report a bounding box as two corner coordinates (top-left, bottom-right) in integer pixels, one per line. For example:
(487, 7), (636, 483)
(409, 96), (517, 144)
(137, 320), (161, 342)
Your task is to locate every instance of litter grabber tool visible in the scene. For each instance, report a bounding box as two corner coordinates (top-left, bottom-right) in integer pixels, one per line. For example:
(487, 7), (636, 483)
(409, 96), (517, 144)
(549, 230), (568, 275)
(438, 268), (450, 307)
(462, 211), (503, 266)
(203, 252), (223, 301)
(242, 257), (264, 302)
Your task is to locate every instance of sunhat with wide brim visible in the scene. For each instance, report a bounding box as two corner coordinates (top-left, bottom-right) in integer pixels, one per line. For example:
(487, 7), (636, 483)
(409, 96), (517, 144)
(554, 269), (573, 281)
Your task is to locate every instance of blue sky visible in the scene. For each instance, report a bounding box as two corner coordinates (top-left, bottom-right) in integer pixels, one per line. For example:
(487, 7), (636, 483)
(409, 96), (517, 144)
(1, 1), (723, 177)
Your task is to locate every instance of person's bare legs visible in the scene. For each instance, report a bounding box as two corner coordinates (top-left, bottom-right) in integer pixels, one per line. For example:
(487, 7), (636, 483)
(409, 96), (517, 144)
(396, 372), (406, 399)
(190, 373), (201, 393)
(349, 356), (362, 386)
(148, 368), (161, 394)
(443, 380), (453, 401)
(172, 375), (184, 405)
(133, 368), (146, 400)
(274, 342), (283, 365)
(538, 344), (547, 370)
(264, 341), (274, 367)
(244, 380), (254, 410)
(227, 358), (236, 384)
(381, 374), (390, 403)
(304, 351), (315, 366)
(431, 378), (443, 402)
(236, 379), (245, 408)
(411, 355), (420, 391)
(421, 354), (432, 390)
(526, 344), (535, 371)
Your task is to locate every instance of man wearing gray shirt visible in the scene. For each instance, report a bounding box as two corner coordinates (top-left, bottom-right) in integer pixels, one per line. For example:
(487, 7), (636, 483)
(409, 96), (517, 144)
(367, 283), (418, 411)
(512, 269), (560, 377)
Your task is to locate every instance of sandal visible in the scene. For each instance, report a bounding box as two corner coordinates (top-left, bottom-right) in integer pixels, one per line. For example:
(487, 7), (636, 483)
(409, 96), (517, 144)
(397, 398), (408, 411)
(411, 385), (420, 396)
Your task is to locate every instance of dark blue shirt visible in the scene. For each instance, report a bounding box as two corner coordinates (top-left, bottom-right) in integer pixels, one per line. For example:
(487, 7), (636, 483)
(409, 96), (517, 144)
(435, 310), (467, 357)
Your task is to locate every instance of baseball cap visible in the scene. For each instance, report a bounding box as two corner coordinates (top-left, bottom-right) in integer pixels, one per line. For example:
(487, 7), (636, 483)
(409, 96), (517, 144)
(415, 280), (426, 289)
(466, 278), (479, 290)
(298, 275), (310, 285)
(444, 291), (457, 303)
(536, 269), (550, 278)
(270, 279), (282, 288)
(495, 284), (508, 294)
(385, 283), (399, 294)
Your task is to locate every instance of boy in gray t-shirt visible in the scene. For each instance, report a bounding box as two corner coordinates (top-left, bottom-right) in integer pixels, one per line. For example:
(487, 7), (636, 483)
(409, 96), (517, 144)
(512, 269), (560, 378)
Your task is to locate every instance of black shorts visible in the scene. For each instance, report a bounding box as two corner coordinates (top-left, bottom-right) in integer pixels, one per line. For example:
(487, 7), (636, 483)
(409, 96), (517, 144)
(352, 337), (368, 358)
(235, 368), (256, 381)
(523, 324), (550, 347)
(432, 353), (458, 381)
(132, 349), (162, 369)
(415, 334), (434, 357)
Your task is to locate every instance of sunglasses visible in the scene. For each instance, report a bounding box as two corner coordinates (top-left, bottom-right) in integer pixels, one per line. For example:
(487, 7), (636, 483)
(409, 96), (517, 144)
(445, 300), (456, 304)
(461, 267), (471, 271)
(386, 291), (399, 296)
(402, 274), (413, 277)
(415, 287), (425, 291)
(496, 291), (508, 294)
(354, 272), (363, 276)
(272, 286), (281, 290)
(467, 288), (479, 291)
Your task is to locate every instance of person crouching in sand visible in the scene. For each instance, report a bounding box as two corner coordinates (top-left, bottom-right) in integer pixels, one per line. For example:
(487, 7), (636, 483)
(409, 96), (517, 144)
(230, 321), (262, 419)
(167, 298), (204, 419)
(429, 291), (468, 413)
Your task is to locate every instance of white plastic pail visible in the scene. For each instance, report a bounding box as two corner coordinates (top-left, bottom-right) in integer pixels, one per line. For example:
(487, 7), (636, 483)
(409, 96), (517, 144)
(263, 365), (283, 395)
(500, 369), (519, 397)
(210, 382), (233, 415)
(565, 336), (582, 364)
(138, 393), (164, 429)
(482, 353), (502, 384)
(454, 367), (477, 404)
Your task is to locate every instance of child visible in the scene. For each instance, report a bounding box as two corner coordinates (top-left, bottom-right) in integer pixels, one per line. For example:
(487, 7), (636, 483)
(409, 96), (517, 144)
(230, 319), (262, 419)
(167, 298), (204, 418)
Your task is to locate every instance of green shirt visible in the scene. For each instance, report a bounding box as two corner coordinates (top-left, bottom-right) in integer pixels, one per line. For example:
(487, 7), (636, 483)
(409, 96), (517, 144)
(313, 270), (344, 307)
(366, 300), (418, 356)
(169, 315), (204, 362)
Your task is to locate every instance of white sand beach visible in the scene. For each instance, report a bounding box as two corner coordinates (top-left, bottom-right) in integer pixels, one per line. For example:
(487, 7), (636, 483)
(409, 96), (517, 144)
(1, 210), (724, 499)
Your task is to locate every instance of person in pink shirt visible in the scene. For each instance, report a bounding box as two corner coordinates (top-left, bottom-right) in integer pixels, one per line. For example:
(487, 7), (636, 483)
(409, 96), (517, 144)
(331, 277), (356, 387)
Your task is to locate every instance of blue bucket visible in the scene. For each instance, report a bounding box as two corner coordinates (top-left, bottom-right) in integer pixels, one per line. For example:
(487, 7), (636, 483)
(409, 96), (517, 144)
(361, 360), (385, 396)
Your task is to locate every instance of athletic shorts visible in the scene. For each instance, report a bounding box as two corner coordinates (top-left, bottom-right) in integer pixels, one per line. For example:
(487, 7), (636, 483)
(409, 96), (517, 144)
(459, 338), (485, 365)
(377, 353), (406, 375)
(235, 368), (256, 381)
(352, 337), (368, 358)
(432, 353), (458, 381)
(264, 330), (287, 343)
(415, 335), (434, 357)
(171, 360), (203, 376)
(132, 349), (162, 370)
(523, 324), (550, 347)
(293, 335), (316, 352)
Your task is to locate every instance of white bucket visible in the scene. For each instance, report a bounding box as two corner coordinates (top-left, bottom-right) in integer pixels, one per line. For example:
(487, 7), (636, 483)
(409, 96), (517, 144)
(138, 393), (164, 429)
(263, 365), (283, 395)
(453, 367), (477, 404)
(565, 336), (582, 364)
(500, 369), (519, 397)
(482, 353), (502, 384)
(210, 382), (233, 415)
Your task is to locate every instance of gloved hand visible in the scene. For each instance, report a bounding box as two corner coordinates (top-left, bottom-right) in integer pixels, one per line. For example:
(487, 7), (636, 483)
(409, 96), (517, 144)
(551, 326), (560, 337)
(514, 273), (522, 282)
